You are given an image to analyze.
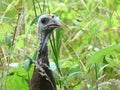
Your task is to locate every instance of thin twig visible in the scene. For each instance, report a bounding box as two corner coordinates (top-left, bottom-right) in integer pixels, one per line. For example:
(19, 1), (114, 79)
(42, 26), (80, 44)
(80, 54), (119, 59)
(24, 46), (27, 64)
(12, 13), (21, 46)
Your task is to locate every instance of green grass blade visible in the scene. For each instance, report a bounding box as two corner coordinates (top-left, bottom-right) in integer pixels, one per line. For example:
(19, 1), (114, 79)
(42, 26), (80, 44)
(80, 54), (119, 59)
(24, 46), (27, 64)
(86, 44), (120, 67)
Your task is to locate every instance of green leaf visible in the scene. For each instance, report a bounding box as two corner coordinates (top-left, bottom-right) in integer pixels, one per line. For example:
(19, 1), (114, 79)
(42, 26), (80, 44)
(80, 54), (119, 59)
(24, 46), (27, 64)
(24, 50), (37, 71)
(86, 44), (120, 67)
(65, 71), (81, 83)
(24, 59), (31, 71)
(30, 15), (40, 26)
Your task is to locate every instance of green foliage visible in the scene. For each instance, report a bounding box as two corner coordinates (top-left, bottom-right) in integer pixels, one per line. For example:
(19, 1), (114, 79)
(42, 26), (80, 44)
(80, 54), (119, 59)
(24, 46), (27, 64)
(0, 0), (120, 90)
(2, 63), (33, 90)
(86, 44), (120, 66)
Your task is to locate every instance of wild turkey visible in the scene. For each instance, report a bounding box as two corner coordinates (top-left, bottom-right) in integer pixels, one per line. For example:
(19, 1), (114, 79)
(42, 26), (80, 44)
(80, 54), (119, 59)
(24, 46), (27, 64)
(30, 14), (61, 90)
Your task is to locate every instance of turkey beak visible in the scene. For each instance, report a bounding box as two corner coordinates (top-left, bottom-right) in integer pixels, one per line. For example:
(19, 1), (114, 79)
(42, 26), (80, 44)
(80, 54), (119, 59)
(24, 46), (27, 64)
(47, 17), (62, 29)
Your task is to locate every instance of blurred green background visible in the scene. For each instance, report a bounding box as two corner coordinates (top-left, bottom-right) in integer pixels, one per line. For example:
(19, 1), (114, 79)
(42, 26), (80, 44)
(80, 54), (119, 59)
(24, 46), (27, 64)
(0, 0), (120, 90)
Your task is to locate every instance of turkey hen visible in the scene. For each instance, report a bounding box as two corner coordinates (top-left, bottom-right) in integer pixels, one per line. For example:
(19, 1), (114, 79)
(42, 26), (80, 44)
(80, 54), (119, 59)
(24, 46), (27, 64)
(30, 14), (61, 90)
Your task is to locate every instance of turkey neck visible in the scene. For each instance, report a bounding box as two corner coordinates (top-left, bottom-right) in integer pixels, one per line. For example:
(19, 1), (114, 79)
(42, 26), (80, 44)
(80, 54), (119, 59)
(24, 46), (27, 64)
(37, 32), (51, 65)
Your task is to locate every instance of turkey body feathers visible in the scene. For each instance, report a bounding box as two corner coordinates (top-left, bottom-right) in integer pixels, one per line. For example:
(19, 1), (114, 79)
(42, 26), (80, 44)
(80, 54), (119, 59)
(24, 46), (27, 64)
(30, 65), (56, 90)
(30, 45), (56, 90)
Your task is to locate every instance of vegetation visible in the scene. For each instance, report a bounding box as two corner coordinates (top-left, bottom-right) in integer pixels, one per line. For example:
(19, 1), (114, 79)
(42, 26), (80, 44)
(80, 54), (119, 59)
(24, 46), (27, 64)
(0, 0), (120, 90)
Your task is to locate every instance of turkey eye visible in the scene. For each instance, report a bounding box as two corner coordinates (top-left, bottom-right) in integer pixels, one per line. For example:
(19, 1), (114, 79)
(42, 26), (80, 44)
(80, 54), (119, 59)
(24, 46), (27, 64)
(41, 18), (49, 24)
